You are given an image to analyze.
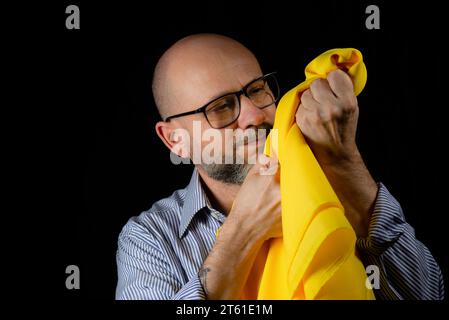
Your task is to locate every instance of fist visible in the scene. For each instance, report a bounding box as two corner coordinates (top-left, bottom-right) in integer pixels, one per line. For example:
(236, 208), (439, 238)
(295, 69), (360, 166)
(229, 155), (282, 241)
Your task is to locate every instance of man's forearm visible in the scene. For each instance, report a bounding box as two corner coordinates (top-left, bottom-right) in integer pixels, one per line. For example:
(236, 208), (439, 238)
(199, 216), (264, 299)
(321, 150), (378, 238)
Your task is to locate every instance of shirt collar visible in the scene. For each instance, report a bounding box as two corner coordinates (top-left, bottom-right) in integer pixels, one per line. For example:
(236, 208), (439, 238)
(178, 168), (211, 238)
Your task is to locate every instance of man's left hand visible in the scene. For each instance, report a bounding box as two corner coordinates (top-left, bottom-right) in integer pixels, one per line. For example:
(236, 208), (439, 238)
(295, 69), (378, 238)
(295, 69), (359, 166)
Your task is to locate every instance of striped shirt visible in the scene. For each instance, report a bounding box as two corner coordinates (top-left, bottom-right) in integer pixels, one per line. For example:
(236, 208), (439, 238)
(116, 168), (444, 300)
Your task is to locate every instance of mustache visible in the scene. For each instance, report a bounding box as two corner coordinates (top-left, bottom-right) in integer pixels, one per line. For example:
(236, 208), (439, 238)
(234, 123), (273, 147)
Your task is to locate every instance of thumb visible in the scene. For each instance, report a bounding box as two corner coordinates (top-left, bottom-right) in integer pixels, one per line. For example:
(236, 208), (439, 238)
(258, 153), (279, 177)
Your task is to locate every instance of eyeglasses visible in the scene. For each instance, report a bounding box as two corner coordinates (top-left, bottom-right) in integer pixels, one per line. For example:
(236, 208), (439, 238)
(164, 72), (280, 129)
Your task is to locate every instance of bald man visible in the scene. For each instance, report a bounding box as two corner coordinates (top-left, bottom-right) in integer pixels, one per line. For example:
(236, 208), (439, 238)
(116, 34), (444, 300)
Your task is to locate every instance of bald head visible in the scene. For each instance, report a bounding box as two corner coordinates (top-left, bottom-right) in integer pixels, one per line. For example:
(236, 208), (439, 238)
(152, 34), (262, 119)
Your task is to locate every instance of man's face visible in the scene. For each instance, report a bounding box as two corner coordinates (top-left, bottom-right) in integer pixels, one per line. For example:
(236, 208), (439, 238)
(159, 36), (276, 184)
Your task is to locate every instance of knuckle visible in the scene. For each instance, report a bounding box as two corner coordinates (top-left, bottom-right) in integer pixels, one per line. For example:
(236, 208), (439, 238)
(311, 111), (323, 126)
(310, 80), (319, 90)
(328, 69), (343, 79)
(310, 78), (324, 91)
(318, 103), (340, 122)
(342, 100), (357, 113)
(329, 105), (343, 118)
(320, 111), (332, 122)
(336, 94), (357, 111)
(302, 89), (312, 100)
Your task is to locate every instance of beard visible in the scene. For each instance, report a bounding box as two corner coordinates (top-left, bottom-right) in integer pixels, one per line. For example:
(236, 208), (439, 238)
(201, 163), (253, 185)
(200, 123), (272, 185)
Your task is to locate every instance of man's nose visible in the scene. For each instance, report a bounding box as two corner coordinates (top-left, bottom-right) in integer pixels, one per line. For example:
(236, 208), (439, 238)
(236, 95), (266, 129)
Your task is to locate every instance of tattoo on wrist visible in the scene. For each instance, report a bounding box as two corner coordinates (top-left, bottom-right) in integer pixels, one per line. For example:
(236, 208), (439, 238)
(198, 267), (211, 297)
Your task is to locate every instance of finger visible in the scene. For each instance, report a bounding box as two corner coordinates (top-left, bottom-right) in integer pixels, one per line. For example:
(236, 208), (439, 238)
(295, 106), (309, 132)
(297, 103), (333, 142)
(302, 87), (342, 130)
(309, 78), (337, 104)
(327, 69), (354, 98)
(296, 104), (318, 134)
(300, 89), (321, 112)
(298, 91), (320, 125)
(258, 154), (279, 176)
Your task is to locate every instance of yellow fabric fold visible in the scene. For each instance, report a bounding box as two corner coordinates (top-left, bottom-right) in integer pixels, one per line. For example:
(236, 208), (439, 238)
(241, 48), (375, 300)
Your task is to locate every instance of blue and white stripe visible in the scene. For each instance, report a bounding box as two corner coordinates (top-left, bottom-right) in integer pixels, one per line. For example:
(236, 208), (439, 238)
(356, 185), (444, 299)
(116, 168), (444, 300)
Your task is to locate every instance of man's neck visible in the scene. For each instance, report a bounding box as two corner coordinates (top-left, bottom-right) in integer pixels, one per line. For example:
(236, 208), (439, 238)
(196, 166), (240, 215)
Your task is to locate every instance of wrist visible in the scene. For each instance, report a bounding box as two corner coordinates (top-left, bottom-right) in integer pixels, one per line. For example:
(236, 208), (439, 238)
(219, 213), (265, 254)
(321, 147), (363, 171)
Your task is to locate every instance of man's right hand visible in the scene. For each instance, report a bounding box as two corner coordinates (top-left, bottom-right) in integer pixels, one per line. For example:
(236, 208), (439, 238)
(199, 156), (282, 299)
(228, 156), (282, 242)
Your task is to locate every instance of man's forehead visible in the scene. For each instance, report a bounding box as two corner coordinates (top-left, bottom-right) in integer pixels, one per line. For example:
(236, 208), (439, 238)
(171, 58), (262, 109)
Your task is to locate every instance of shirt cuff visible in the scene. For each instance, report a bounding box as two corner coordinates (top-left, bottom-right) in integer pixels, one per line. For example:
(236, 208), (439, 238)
(172, 274), (207, 300)
(356, 182), (406, 256)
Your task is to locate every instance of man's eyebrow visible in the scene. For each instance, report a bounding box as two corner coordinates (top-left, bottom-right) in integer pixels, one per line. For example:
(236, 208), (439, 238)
(205, 74), (264, 102)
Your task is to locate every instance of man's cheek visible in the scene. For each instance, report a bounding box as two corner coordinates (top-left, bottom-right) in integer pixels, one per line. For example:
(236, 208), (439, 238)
(266, 106), (276, 124)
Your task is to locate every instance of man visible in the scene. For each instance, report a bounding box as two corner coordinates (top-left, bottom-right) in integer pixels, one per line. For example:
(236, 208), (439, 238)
(116, 34), (444, 299)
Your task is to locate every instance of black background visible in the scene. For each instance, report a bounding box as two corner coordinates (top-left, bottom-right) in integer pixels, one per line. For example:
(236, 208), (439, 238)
(17, 0), (448, 301)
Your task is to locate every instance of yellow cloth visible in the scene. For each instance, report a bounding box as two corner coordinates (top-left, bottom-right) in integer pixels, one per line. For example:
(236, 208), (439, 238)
(241, 48), (375, 300)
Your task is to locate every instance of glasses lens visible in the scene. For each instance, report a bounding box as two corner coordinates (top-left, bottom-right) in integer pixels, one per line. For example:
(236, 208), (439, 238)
(246, 74), (279, 109)
(205, 94), (240, 128)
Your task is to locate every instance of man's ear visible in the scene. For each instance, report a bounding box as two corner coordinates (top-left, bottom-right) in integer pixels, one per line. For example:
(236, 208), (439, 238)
(155, 121), (190, 158)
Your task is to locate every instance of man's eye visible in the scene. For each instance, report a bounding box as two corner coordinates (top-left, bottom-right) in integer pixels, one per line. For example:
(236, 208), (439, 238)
(210, 103), (232, 113)
(249, 86), (265, 95)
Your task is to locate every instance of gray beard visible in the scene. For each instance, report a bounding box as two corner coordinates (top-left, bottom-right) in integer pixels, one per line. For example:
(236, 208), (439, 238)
(201, 163), (253, 185)
(200, 123), (272, 185)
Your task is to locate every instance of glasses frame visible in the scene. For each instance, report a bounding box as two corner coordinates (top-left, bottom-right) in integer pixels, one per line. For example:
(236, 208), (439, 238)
(164, 72), (279, 129)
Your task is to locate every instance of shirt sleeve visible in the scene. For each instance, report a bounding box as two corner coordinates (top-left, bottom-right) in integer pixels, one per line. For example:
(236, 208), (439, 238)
(356, 183), (445, 300)
(115, 222), (206, 300)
